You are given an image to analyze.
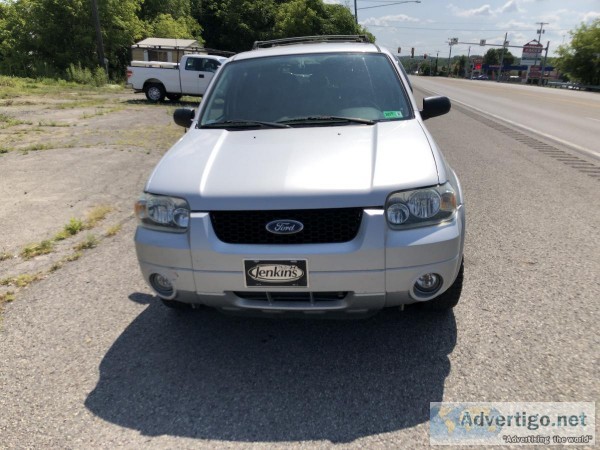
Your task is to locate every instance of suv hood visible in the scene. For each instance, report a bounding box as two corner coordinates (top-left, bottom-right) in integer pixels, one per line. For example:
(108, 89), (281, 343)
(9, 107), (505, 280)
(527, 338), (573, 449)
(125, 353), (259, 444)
(146, 121), (440, 211)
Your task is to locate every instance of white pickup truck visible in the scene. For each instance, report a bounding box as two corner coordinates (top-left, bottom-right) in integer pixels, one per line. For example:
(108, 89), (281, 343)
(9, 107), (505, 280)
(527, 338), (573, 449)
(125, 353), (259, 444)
(126, 54), (228, 102)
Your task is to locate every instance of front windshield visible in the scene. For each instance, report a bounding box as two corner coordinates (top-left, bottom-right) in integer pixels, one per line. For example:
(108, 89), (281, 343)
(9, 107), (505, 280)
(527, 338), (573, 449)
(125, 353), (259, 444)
(199, 52), (413, 127)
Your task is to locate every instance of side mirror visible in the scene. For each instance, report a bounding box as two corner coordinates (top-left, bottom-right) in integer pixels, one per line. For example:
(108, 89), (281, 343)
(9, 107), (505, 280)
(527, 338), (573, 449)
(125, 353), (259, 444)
(420, 96), (451, 120)
(173, 108), (195, 128)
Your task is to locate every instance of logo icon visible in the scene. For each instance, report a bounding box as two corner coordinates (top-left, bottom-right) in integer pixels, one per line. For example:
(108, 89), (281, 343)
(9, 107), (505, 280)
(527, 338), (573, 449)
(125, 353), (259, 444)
(247, 264), (304, 283)
(265, 220), (304, 235)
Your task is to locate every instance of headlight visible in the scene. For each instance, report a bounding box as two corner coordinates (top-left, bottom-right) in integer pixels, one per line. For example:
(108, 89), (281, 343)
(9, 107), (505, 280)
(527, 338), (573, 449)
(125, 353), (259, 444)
(134, 193), (190, 232)
(386, 183), (456, 229)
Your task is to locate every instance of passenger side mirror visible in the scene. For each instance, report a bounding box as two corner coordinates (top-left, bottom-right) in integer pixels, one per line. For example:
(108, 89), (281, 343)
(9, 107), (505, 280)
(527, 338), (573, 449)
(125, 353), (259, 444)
(420, 96), (451, 120)
(173, 108), (195, 128)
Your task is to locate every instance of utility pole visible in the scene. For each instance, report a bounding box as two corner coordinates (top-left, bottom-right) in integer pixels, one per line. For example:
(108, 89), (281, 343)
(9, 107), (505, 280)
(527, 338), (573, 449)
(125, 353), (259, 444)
(497, 32), (508, 82)
(447, 38), (457, 76)
(533, 22), (548, 67)
(354, 0), (358, 24)
(435, 50), (439, 76)
(466, 46), (471, 78)
(540, 41), (550, 85)
(91, 0), (107, 74)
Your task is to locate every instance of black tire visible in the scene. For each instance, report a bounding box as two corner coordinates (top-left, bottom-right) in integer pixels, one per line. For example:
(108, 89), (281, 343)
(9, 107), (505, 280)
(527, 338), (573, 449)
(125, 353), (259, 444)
(421, 259), (464, 310)
(144, 83), (166, 102)
(166, 93), (182, 102)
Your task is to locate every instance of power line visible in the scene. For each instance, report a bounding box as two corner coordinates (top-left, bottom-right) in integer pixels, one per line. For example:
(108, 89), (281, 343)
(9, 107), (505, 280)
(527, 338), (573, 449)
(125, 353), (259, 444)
(363, 24), (563, 32)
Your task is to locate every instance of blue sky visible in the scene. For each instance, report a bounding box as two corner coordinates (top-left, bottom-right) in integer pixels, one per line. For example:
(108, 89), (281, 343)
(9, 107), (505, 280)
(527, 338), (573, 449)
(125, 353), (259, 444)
(328, 0), (599, 57)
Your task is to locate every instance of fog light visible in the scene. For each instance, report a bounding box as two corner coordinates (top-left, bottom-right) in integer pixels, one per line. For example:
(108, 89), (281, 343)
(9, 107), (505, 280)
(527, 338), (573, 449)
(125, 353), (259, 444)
(150, 273), (174, 297)
(414, 273), (442, 294)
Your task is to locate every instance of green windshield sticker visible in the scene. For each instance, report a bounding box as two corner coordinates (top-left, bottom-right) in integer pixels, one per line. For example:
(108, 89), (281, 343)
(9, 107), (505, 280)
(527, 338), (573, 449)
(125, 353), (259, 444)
(383, 111), (403, 119)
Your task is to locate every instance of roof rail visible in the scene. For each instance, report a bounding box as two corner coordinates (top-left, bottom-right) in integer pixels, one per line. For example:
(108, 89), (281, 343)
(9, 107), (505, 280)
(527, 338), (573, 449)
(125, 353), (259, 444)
(253, 35), (371, 50)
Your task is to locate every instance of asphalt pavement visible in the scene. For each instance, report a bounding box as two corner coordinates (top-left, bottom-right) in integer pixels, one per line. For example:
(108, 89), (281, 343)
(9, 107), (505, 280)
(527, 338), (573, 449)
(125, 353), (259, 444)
(0, 85), (598, 448)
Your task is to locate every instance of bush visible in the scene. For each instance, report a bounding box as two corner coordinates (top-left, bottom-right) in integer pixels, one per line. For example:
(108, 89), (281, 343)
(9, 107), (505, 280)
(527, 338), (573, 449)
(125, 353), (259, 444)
(66, 63), (107, 87)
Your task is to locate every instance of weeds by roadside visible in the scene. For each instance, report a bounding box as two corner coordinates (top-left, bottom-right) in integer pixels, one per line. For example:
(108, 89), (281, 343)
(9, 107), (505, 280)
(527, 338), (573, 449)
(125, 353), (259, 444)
(0, 252), (13, 262)
(20, 205), (114, 260)
(105, 224), (122, 237)
(0, 113), (33, 128)
(1, 273), (44, 288)
(74, 234), (99, 251)
(21, 240), (54, 260)
(1, 205), (124, 314)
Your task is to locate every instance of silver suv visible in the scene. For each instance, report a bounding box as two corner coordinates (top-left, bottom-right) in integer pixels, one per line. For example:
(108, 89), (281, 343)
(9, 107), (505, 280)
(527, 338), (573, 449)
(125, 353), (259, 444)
(134, 36), (465, 315)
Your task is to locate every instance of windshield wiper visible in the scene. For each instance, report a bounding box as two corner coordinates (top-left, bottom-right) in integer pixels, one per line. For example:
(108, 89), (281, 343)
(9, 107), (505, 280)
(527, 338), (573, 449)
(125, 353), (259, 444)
(279, 116), (376, 126)
(201, 120), (290, 129)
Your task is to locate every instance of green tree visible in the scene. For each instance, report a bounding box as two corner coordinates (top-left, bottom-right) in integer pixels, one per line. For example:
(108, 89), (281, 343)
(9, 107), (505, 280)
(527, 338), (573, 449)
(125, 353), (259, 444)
(149, 13), (203, 41)
(0, 0), (146, 79)
(273, 0), (372, 41)
(193, 0), (277, 52)
(499, 50), (515, 66)
(483, 48), (499, 66)
(454, 55), (467, 76)
(555, 19), (600, 85)
(140, 0), (191, 20)
(193, 0), (373, 53)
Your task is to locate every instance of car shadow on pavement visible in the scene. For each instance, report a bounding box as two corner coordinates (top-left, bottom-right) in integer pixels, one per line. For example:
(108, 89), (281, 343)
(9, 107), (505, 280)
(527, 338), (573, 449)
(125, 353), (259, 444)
(85, 294), (457, 443)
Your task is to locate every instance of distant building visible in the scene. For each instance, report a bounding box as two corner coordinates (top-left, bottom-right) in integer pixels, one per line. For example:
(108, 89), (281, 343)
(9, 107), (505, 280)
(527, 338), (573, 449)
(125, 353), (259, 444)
(131, 38), (204, 62)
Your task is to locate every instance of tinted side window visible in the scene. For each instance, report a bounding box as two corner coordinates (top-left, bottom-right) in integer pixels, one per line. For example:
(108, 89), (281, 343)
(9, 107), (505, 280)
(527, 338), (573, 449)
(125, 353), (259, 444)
(203, 59), (220, 73)
(185, 58), (203, 71)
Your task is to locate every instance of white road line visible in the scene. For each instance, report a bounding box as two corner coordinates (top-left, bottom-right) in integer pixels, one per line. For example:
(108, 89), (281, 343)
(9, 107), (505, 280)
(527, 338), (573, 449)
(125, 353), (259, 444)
(587, 117), (600, 122)
(417, 84), (600, 160)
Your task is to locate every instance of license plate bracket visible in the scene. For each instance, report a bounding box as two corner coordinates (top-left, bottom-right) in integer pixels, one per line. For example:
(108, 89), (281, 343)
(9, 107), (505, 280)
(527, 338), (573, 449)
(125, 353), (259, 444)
(244, 260), (308, 288)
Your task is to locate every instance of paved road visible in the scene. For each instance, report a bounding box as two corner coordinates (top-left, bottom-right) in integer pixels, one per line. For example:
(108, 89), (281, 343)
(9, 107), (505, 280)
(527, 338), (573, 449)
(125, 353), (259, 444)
(1, 89), (598, 448)
(411, 76), (600, 159)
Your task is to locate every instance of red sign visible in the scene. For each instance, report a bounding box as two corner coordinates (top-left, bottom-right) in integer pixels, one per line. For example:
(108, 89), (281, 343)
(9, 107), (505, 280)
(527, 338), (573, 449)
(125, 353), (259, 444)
(522, 40), (543, 65)
(529, 65), (541, 78)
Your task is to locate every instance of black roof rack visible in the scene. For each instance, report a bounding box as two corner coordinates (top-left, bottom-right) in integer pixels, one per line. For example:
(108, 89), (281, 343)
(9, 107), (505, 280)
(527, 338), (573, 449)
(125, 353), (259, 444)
(253, 35), (371, 50)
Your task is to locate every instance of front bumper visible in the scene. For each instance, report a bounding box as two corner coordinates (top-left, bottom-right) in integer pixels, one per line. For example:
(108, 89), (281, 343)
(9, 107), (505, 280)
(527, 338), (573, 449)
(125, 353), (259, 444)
(135, 207), (464, 315)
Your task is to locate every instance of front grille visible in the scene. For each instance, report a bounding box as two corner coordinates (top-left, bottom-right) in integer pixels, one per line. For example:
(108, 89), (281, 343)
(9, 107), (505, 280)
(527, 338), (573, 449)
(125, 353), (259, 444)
(233, 291), (348, 302)
(210, 208), (363, 244)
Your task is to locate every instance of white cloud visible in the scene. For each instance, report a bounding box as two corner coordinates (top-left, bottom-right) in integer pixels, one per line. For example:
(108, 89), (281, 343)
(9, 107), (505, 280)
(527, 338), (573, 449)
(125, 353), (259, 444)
(499, 1), (522, 14)
(361, 14), (420, 27)
(448, 3), (494, 17)
(448, 1), (524, 18)
(582, 11), (600, 23)
(496, 19), (531, 28)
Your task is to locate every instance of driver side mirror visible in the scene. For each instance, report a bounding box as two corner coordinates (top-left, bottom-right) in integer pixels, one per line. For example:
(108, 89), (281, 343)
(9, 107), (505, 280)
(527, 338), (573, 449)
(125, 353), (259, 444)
(173, 108), (195, 128)
(420, 96), (451, 120)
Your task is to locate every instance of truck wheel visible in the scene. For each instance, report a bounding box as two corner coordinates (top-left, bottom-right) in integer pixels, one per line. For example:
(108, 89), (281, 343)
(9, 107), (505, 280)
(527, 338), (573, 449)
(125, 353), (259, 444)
(421, 259), (464, 310)
(166, 93), (182, 102)
(145, 83), (166, 102)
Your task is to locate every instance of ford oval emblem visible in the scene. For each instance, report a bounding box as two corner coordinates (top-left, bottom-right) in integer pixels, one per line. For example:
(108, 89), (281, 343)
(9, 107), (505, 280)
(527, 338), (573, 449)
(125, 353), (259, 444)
(266, 219), (304, 235)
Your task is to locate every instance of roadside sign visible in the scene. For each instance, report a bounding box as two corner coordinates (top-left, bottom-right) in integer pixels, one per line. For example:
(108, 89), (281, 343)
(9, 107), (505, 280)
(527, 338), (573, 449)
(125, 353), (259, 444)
(521, 40), (543, 65)
(480, 39), (486, 46)
(528, 65), (541, 78)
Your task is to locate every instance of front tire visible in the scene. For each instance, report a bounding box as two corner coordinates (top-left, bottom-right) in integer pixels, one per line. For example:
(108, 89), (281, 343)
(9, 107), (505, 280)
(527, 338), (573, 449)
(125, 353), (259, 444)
(144, 83), (166, 102)
(166, 93), (182, 102)
(421, 259), (464, 310)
